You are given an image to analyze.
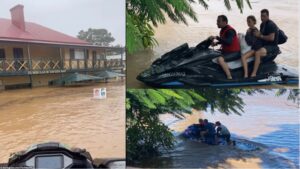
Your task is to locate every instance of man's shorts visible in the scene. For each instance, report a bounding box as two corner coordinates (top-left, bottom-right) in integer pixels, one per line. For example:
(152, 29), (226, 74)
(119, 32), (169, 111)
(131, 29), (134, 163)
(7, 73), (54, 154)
(221, 52), (241, 62)
(263, 45), (279, 55)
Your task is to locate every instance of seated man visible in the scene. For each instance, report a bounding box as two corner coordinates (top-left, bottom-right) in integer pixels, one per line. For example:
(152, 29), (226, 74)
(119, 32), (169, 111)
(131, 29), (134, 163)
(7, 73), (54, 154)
(210, 15), (241, 79)
(215, 121), (231, 145)
(251, 9), (279, 77)
(200, 119), (216, 145)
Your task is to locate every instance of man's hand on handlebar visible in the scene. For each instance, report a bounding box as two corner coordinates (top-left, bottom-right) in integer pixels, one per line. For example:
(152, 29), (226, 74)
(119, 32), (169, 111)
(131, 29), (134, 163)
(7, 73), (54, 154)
(211, 41), (218, 47)
(209, 36), (217, 40)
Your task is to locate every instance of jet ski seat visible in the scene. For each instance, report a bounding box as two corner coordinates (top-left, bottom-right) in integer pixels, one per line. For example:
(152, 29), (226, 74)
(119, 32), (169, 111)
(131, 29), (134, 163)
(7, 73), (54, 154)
(212, 33), (280, 70)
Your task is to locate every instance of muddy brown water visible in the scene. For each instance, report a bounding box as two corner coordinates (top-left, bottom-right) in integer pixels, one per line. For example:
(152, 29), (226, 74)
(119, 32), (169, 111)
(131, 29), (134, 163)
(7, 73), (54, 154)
(0, 82), (125, 163)
(127, 0), (299, 88)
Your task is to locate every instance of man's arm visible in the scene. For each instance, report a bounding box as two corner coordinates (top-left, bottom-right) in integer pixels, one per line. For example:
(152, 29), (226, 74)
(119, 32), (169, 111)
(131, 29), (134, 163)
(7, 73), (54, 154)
(259, 33), (275, 42)
(216, 30), (235, 45)
(216, 127), (222, 134)
(257, 22), (277, 42)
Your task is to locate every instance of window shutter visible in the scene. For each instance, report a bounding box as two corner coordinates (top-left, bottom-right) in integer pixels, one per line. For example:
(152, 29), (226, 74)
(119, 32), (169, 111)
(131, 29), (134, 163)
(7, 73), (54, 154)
(70, 49), (75, 59)
(0, 49), (5, 59)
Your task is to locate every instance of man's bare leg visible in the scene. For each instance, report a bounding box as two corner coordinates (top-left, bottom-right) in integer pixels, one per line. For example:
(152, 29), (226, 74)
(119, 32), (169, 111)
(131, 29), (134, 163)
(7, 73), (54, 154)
(217, 56), (232, 79)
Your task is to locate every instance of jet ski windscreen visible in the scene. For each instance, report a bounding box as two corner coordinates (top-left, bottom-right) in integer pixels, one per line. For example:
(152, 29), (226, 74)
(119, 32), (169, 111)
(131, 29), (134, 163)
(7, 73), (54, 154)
(35, 155), (63, 169)
(196, 38), (212, 50)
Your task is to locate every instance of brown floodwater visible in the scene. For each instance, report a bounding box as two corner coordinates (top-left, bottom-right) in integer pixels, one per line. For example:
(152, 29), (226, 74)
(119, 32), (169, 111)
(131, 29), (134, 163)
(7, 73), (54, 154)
(127, 0), (299, 88)
(0, 81), (125, 163)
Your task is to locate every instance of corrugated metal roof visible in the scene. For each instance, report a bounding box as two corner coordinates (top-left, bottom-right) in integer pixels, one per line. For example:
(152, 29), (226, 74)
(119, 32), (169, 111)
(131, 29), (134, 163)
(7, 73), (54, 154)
(0, 18), (90, 46)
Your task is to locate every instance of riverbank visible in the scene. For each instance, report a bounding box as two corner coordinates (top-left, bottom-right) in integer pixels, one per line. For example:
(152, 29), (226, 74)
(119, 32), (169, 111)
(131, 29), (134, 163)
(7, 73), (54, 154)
(0, 81), (125, 163)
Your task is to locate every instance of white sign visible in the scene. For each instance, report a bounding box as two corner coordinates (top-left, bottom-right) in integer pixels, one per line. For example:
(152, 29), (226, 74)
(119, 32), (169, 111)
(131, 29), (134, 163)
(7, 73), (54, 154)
(93, 88), (107, 99)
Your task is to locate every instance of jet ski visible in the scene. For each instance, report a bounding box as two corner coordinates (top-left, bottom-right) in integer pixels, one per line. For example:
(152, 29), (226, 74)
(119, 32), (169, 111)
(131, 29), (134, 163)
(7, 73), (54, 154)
(137, 38), (299, 87)
(180, 124), (218, 145)
(181, 124), (202, 139)
(3, 142), (125, 169)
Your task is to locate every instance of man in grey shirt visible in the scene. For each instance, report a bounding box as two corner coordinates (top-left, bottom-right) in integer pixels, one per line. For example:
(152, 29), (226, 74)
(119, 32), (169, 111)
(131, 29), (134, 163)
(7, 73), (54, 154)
(215, 121), (231, 145)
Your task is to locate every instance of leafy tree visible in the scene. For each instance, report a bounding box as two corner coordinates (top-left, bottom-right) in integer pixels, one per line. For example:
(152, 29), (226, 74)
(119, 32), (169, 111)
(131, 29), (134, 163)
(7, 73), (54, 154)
(126, 0), (252, 53)
(77, 28), (115, 46)
(276, 89), (300, 106)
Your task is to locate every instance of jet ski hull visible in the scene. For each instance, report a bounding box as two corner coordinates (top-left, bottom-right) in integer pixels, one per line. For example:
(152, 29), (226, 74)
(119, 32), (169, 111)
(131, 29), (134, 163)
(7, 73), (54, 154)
(137, 39), (298, 87)
(138, 63), (298, 87)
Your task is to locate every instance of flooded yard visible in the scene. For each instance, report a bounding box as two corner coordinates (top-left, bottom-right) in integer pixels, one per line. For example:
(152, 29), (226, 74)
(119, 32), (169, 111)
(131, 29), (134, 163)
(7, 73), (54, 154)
(0, 82), (125, 163)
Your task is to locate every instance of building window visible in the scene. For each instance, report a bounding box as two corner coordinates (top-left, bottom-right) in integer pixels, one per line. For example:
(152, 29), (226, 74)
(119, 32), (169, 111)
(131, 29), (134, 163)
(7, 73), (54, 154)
(70, 49), (74, 59)
(85, 49), (89, 59)
(0, 49), (5, 59)
(70, 48), (85, 60)
(92, 51), (96, 59)
(75, 49), (85, 59)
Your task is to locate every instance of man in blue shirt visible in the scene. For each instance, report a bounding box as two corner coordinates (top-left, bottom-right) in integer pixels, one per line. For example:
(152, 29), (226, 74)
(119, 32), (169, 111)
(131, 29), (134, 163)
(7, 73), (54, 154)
(200, 119), (216, 145)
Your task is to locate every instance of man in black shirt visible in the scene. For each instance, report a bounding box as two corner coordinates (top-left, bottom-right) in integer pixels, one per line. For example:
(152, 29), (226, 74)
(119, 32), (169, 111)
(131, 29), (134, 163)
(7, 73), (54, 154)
(252, 9), (279, 77)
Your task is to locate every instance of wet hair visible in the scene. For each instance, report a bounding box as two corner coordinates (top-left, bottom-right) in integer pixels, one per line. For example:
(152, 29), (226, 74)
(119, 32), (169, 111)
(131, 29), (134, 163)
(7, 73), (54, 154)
(218, 15), (228, 24)
(247, 15), (257, 24)
(204, 119), (208, 123)
(215, 121), (221, 126)
(261, 9), (269, 16)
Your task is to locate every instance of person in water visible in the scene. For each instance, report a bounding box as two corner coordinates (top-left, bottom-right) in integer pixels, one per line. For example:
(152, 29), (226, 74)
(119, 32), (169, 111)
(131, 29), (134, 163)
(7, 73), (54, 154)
(196, 118), (206, 135)
(189, 118), (205, 138)
(210, 15), (241, 80)
(250, 9), (279, 77)
(184, 118), (205, 139)
(200, 119), (216, 144)
(241, 15), (264, 78)
(215, 121), (232, 145)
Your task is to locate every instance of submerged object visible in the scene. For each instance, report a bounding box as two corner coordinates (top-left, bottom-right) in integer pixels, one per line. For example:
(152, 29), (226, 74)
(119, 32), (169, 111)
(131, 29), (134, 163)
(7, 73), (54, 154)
(137, 38), (298, 87)
(181, 125), (262, 151)
(49, 73), (104, 86)
(94, 70), (125, 79)
(181, 124), (201, 139)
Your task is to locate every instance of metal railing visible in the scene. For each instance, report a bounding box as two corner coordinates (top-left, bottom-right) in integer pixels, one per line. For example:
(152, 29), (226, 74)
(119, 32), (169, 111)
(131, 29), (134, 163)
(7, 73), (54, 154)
(0, 58), (124, 74)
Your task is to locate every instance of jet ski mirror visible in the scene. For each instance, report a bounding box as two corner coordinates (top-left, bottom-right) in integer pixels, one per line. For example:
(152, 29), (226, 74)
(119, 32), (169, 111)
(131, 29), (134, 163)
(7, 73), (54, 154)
(195, 38), (213, 50)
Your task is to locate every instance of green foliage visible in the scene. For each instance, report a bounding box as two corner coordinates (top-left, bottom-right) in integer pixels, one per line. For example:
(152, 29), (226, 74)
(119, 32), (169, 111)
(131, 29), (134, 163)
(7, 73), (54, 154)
(126, 0), (252, 53)
(126, 10), (158, 53)
(276, 89), (300, 104)
(77, 28), (115, 46)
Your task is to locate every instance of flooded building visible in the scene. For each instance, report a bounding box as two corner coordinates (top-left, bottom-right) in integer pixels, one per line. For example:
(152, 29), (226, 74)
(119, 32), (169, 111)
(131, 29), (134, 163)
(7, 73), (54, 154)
(0, 4), (125, 89)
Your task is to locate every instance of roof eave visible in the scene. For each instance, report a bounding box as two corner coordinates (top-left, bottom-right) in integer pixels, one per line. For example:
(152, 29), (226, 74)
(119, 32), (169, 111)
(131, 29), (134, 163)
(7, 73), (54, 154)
(0, 38), (124, 50)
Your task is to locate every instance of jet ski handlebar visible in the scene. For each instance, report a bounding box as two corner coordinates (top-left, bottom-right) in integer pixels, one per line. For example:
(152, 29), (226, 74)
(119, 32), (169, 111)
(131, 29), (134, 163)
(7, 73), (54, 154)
(195, 38), (213, 50)
(6, 142), (125, 169)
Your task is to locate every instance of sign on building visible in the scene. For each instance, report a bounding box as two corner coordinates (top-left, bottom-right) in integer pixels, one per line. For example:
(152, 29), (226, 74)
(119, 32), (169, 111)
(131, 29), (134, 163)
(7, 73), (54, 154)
(93, 88), (107, 99)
